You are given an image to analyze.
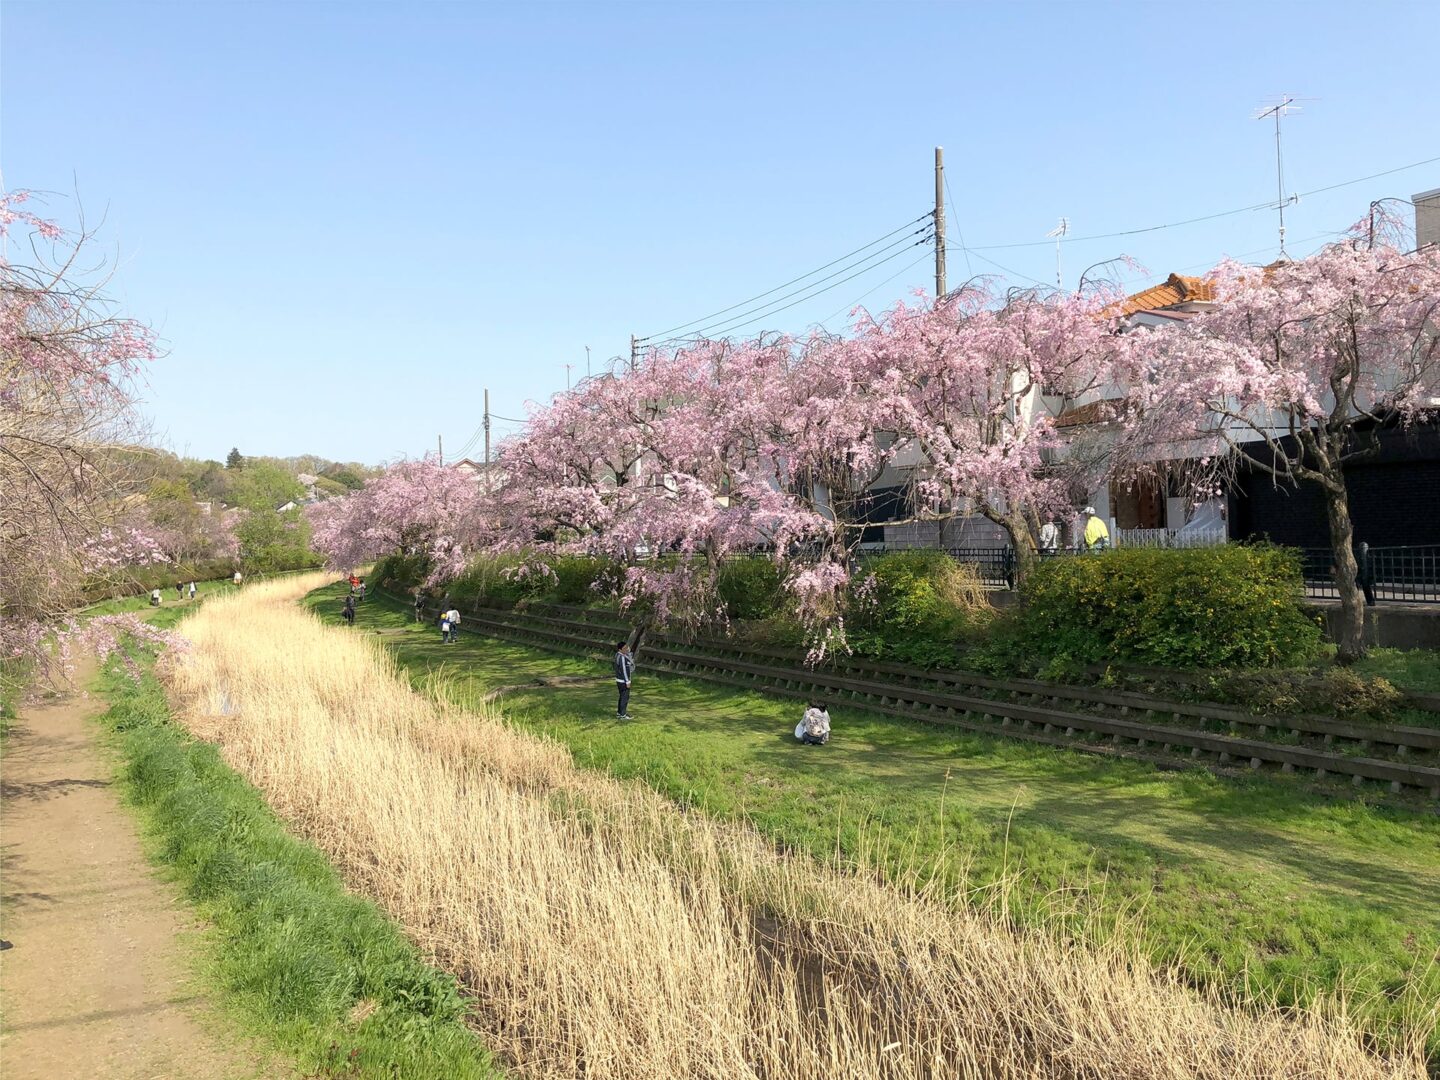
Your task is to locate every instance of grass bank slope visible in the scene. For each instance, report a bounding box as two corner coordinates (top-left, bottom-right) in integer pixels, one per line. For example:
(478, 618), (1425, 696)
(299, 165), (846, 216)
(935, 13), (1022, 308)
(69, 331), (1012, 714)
(316, 585), (1440, 1065)
(161, 575), (1433, 1078)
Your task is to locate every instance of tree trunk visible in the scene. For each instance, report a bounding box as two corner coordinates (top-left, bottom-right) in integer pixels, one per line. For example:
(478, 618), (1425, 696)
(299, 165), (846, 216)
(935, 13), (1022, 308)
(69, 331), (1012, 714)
(1319, 469), (1367, 664)
(625, 619), (650, 660)
(1002, 511), (1037, 590)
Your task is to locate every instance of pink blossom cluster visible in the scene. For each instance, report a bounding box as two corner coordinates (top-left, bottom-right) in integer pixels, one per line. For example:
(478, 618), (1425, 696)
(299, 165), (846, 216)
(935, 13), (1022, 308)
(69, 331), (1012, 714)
(308, 455), (488, 582)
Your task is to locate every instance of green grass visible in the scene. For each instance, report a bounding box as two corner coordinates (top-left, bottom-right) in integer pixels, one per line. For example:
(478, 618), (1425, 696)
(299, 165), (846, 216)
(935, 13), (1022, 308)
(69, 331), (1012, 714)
(93, 641), (498, 1079)
(1355, 647), (1440, 695)
(82, 578), (240, 617)
(316, 584), (1440, 1060)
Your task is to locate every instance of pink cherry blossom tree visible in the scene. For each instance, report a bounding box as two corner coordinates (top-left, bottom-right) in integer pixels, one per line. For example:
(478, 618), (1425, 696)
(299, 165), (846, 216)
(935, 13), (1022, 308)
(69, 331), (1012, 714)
(1, 193), (183, 680)
(859, 284), (1123, 585)
(1120, 232), (1440, 661)
(309, 455), (488, 582)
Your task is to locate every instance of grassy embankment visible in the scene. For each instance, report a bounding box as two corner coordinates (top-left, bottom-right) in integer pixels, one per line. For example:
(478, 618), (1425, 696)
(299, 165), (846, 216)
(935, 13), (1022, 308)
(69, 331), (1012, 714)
(314, 583), (1440, 1062)
(91, 593), (497, 1079)
(152, 574), (1431, 1078)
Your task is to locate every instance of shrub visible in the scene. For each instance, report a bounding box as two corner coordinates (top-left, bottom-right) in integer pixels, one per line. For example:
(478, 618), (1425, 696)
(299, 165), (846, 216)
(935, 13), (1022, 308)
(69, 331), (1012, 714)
(371, 552), (429, 593)
(716, 557), (785, 621)
(546, 556), (618, 606)
(1014, 545), (1322, 670)
(447, 552), (546, 610)
(845, 551), (992, 667)
(1207, 667), (1402, 720)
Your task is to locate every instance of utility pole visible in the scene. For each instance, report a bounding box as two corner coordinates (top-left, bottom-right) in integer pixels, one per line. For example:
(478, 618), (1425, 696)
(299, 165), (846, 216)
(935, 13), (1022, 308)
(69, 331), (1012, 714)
(585, 345), (592, 380)
(934, 146), (946, 299)
(564, 363), (573, 390)
(437, 434), (443, 466)
(483, 388), (490, 467)
(630, 334), (639, 372)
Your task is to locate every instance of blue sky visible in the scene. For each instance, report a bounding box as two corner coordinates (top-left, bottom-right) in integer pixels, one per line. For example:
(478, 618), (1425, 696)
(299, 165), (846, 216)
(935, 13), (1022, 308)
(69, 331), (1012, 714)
(4, 0), (1438, 465)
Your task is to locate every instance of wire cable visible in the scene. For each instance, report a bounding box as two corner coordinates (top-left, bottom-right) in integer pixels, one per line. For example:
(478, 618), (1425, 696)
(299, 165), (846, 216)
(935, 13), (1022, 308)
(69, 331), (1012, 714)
(961, 154), (1440, 251)
(815, 248), (937, 330)
(649, 230), (933, 345)
(652, 237), (934, 344)
(638, 212), (931, 342)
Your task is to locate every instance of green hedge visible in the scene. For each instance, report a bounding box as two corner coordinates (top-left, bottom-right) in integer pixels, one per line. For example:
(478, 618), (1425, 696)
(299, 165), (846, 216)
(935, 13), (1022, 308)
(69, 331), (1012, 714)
(716, 557), (785, 621)
(846, 551), (992, 667)
(1013, 545), (1322, 670)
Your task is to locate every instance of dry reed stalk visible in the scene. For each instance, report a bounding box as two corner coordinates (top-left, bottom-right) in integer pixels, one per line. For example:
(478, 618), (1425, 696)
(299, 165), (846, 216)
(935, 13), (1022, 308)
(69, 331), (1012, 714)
(162, 574), (1432, 1080)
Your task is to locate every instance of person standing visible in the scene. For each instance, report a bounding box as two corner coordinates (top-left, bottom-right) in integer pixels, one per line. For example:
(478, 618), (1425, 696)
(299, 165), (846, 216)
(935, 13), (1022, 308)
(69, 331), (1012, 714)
(1082, 506), (1111, 552)
(357, 579), (366, 602)
(149, 588), (162, 607)
(187, 581), (197, 601)
(175, 582), (184, 600)
(414, 590), (426, 623)
(1038, 518), (1060, 555)
(613, 641), (635, 719)
(342, 594), (356, 626)
(233, 569), (243, 587)
(440, 606), (461, 644)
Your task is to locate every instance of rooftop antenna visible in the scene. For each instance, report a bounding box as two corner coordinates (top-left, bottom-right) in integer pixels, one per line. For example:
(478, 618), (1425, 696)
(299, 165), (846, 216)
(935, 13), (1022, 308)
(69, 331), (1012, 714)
(1253, 95), (1304, 258)
(1045, 217), (1070, 288)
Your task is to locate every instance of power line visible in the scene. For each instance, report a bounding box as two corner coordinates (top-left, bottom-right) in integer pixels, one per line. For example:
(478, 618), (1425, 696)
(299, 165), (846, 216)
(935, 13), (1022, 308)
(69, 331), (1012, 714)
(816, 248), (936, 330)
(942, 172), (973, 279)
(961, 154), (1440, 252)
(652, 237), (934, 345)
(648, 227), (927, 342)
(638, 212), (931, 342)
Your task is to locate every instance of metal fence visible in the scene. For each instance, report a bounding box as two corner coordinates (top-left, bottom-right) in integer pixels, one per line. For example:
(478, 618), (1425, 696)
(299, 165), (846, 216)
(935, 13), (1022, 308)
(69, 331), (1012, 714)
(1300, 544), (1440, 603)
(862, 540), (1440, 603)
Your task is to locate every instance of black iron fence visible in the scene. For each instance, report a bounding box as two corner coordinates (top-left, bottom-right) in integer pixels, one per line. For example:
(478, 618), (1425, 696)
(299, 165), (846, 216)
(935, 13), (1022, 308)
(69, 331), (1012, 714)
(1300, 544), (1440, 603)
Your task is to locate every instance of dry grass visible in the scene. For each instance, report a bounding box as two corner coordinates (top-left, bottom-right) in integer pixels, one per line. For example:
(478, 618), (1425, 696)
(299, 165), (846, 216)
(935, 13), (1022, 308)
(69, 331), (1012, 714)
(163, 574), (1432, 1079)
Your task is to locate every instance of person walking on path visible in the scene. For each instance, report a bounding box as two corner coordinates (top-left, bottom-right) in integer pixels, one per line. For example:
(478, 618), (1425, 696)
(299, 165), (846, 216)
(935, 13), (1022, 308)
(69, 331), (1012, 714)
(440, 606), (461, 644)
(188, 581), (197, 601)
(614, 641), (635, 719)
(357, 579), (366, 602)
(175, 582), (184, 600)
(1082, 506), (1111, 552)
(149, 588), (162, 607)
(795, 702), (831, 745)
(342, 594), (356, 626)
(233, 569), (243, 587)
(414, 590), (426, 623)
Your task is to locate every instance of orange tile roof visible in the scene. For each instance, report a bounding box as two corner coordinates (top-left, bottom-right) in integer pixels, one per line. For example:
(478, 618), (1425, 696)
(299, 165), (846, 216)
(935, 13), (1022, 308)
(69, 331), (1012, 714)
(1113, 273), (1217, 316)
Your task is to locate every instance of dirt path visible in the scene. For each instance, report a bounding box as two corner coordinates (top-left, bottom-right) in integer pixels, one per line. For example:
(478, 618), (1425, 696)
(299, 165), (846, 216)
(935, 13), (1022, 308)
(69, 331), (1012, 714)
(1, 659), (275, 1079)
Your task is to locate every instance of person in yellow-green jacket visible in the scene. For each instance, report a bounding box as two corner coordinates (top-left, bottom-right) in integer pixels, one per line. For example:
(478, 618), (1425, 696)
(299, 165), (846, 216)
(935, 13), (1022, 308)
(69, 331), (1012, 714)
(1082, 506), (1111, 551)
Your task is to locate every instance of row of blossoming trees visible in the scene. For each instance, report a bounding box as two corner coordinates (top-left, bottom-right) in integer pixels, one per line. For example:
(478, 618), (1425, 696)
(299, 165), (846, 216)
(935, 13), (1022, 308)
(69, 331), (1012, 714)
(314, 219), (1439, 663)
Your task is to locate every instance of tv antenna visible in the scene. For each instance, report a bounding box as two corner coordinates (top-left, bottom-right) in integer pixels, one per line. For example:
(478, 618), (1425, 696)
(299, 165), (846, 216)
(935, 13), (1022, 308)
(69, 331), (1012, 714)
(1253, 95), (1306, 258)
(1045, 217), (1070, 288)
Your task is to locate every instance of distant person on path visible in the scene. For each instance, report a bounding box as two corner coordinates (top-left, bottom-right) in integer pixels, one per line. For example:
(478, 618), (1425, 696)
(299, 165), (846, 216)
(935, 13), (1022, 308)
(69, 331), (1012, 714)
(175, 582), (184, 600)
(440, 607), (461, 644)
(794, 702), (831, 745)
(1082, 507), (1110, 552)
(614, 641), (635, 719)
(188, 581), (197, 601)
(233, 570), (243, 587)
(342, 594), (356, 626)
(357, 579), (366, 602)
(1039, 518), (1060, 555)
(414, 591), (426, 622)
(149, 588), (162, 607)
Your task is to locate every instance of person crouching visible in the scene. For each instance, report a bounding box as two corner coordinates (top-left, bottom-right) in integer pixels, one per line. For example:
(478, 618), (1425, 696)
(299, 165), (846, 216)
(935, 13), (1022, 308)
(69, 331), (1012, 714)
(795, 702), (831, 745)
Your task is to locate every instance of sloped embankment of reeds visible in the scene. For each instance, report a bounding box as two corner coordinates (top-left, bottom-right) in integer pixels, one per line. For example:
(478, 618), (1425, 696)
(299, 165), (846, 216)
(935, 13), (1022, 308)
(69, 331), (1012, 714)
(163, 574), (1432, 1080)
